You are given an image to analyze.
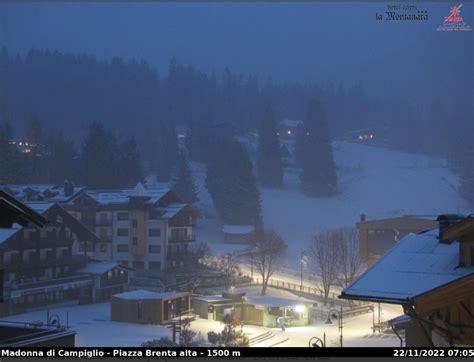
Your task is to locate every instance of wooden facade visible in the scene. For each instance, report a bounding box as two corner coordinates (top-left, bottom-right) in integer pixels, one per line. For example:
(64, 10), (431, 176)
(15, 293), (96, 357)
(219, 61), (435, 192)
(357, 215), (437, 265)
(111, 290), (191, 325)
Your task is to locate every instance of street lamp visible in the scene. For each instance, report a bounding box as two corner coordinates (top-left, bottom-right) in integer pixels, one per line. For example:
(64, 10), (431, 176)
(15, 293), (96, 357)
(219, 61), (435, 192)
(299, 251), (307, 289)
(325, 305), (343, 347)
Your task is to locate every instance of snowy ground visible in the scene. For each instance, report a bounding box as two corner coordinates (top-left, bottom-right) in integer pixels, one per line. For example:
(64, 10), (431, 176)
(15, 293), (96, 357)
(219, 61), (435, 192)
(3, 286), (403, 347)
(191, 141), (470, 268)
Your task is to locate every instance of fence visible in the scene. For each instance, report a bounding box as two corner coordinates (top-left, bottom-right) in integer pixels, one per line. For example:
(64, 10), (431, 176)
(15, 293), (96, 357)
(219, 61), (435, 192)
(250, 277), (365, 307)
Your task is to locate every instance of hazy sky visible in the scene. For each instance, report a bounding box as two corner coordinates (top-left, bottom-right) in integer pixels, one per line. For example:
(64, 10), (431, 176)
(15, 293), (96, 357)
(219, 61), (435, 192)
(0, 2), (472, 101)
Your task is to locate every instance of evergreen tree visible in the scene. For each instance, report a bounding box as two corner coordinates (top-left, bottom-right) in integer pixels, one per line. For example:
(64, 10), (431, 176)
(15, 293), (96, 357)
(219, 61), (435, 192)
(118, 135), (142, 187)
(155, 124), (179, 182)
(81, 121), (119, 188)
(257, 106), (283, 188)
(170, 151), (199, 204)
(0, 122), (23, 183)
(298, 99), (337, 196)
(206, 138), (263, 231)
(26, 114), (47, 182)
(48, 132), (77, 184)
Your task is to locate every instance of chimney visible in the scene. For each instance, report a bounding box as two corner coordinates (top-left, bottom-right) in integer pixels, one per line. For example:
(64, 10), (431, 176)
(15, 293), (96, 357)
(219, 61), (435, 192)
(436, 214), (464, 243)
(360, 213), (366, 222)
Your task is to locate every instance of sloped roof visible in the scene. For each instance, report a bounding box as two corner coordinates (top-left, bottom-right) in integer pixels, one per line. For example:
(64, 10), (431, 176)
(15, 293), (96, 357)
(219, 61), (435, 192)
(340, 229), (474, 304)
(0, 224), (22, 245)
(77, 262), (129, 275)
(223, 225), (255, 234)
(0, 190), (48, 228)
(0, 184), (85, 203)
(112, 289), (186, 300)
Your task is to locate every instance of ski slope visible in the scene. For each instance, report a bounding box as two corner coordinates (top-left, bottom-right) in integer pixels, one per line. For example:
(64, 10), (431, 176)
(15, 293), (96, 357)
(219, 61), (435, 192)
(192, 141), (470, 268)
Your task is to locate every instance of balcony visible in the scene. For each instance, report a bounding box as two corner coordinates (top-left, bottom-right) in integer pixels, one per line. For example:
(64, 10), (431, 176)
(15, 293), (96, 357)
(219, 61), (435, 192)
(168, 237), (195, 244)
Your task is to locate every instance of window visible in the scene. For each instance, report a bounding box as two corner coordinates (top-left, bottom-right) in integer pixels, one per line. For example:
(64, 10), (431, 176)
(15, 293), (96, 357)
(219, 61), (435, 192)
(117, 244), (129, 253)
(132, 219), (138, 228)
(148, 261), (161, 270)
(149, 210), (160, 220)
(171, 228), (187, 241)
(148, 245), (161, 254)
(117, 212), (129, 221)
(148, 228), (161, 237)
(117, 228), (129, 237)
(133, 261), (144, 270)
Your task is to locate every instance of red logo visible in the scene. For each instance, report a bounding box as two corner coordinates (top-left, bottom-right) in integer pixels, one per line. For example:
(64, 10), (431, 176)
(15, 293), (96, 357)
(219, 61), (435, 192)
(444, 4), (464, 22)
(437, 3), (472, 31)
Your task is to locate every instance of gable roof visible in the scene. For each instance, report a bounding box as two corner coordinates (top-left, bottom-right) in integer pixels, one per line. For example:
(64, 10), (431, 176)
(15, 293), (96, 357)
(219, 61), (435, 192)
(1, 184), (85, 203)
(340, 229), (474, 304)
(0, 190), (48, 228)
(77, 262), (132, 275)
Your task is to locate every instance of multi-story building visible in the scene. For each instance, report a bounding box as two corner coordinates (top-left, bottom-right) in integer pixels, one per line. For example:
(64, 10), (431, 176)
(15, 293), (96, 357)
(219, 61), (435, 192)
(0, 190), (131, 316)
(64, 183), (198, 273)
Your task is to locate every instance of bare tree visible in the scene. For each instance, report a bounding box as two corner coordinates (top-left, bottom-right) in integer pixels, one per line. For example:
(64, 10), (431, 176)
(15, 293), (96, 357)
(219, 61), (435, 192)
(339, 227), (362, 288)
(309, 229), (342, 305)
(251, 229), (287, 296)
(218, 253), (240, 290)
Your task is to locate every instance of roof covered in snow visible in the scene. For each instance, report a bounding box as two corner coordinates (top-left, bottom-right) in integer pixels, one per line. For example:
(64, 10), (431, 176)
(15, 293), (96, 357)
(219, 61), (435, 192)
(159, 203), (188, 219)
(0, 224), (22, 244)
(223, 225), (255, 235)
(341, 229), (474, 304)
(112, 289), (186, 300)
(1, 184), (85, 203)
(246, 295), (315, 308)
(85, 187), (170, 206)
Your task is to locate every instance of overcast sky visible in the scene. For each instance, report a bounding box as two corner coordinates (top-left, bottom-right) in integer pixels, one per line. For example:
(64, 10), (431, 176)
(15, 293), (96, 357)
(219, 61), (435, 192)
(0, 2), (472, 102)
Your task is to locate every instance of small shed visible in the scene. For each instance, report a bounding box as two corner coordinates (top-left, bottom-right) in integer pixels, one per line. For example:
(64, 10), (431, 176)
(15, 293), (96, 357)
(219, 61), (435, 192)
(223, 225), (255, 244)
(111, 289), (191, 325)
(77, 262), (132, 302)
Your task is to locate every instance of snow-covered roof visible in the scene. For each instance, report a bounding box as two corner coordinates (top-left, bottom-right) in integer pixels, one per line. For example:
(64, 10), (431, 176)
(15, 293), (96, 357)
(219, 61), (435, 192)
(192, 295), (232, 303)
(246, 295), (315, 308)
(341, 229), (474, 304)
(86, 188), (170, 205)
(279, 119), (303, 128)
(27, 202), (55, 214)
(0, 224), (22, 244)
(112, 289), (183, 300)
(1, 184), (85, 202)
(77, 262), (125, 275)
(388, 314), (412, 327)
(159, 203), (187, 219)
(223, 225), (255, 235)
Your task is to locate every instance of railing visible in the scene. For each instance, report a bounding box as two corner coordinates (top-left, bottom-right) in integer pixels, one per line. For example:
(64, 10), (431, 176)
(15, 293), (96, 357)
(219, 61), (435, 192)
(251, 277), (365, 307)
(16, 274), (92, 289)
(168, 237), (196, 243)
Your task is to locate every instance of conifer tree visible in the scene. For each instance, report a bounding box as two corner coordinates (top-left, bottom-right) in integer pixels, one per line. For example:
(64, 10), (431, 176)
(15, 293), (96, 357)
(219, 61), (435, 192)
(257, 106), (283, 188)
(81, 121), (118, 188)
(155, 124), (179, 182)
(170, 151), (199, 204)
(298, 99), (337, 196)
(206, 138), (263, 231)
(118, 135), (142, 187)
(0, 122), (23, 183)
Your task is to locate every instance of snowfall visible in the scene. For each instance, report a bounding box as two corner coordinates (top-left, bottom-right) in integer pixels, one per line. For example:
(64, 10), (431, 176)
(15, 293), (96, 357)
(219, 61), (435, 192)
(6, 140), (471, 347)
(193, 140), (470, 268)
(3, 285), (403, 347)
